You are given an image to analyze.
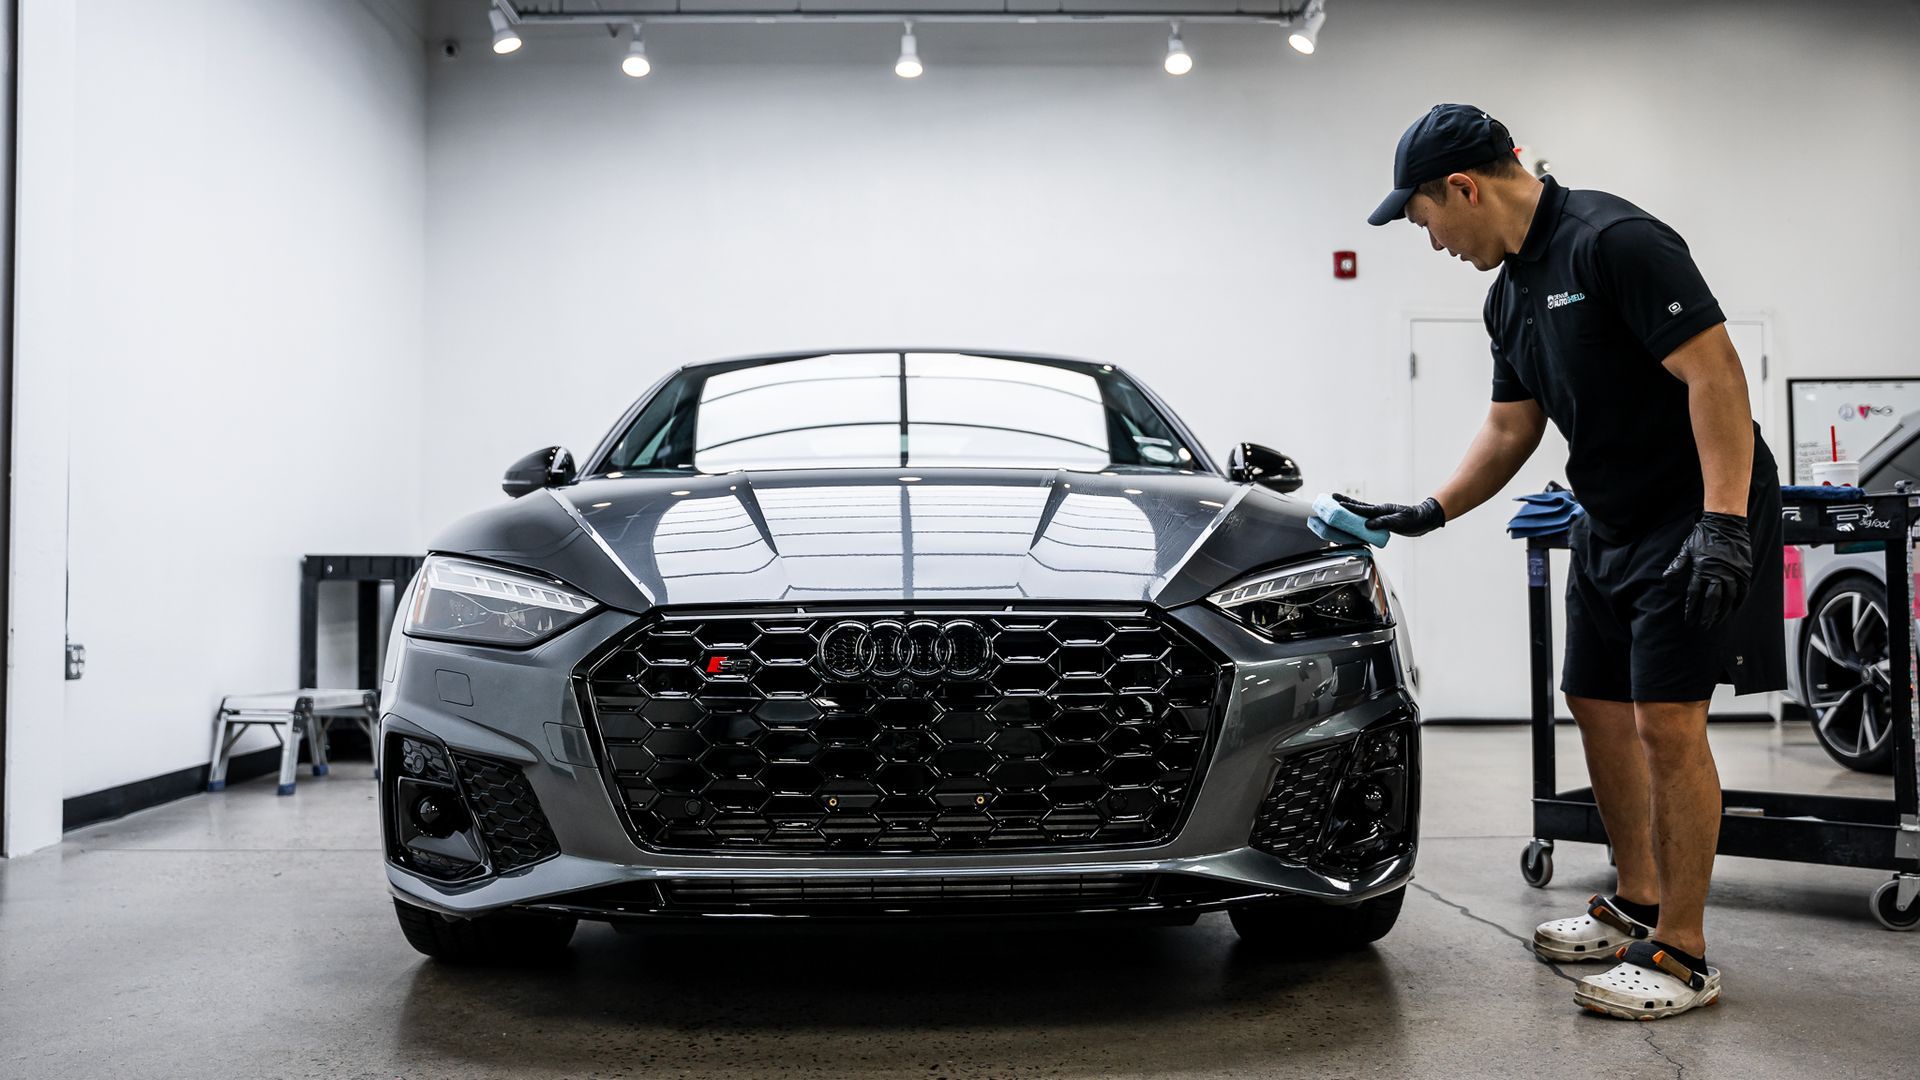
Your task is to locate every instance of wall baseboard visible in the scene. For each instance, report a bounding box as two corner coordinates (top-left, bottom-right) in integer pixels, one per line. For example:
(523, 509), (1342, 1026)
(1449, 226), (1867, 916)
(63, 747), (283, 832)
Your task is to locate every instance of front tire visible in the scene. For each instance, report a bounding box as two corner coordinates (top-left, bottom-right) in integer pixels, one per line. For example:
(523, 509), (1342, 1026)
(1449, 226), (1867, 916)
(393, 898), (577, 963)
(1229, 886), (1405, 952)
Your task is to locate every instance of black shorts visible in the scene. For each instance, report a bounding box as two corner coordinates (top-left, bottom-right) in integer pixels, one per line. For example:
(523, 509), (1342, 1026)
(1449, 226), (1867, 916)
(1561, 476), (1786, 704)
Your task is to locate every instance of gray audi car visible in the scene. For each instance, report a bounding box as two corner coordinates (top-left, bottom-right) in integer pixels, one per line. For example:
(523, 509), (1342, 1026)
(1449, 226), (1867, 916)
(381, 350), (1420, 962)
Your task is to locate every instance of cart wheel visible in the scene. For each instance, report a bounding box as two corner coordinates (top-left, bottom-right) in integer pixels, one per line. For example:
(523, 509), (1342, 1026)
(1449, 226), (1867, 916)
(1521, 841), (1554, 888)
(1870, 880), (1920, 931)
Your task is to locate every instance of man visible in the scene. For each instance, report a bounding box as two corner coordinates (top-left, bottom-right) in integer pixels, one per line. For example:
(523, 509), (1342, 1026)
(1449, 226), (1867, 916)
(1347, 104), (1784, 1020)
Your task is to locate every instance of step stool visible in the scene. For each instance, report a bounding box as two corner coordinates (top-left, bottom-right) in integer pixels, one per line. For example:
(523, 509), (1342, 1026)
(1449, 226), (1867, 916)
(209, 689), (379, 795)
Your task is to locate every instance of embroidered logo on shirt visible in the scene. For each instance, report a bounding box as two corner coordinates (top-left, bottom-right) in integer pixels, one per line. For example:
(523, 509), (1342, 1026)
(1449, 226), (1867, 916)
(1546, 291), (1585, 309)
(1667, 301), (1683, 314)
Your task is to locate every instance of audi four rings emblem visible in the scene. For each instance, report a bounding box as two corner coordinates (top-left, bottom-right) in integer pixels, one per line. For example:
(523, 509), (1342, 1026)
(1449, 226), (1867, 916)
(818, 619), (992, 679)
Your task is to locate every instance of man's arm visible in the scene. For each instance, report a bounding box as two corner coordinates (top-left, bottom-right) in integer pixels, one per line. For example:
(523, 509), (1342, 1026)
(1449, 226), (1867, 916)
(1334, 398), (1546, 536)
(1660, 323), (1753, 516)
(1432, 398), (1550, 519)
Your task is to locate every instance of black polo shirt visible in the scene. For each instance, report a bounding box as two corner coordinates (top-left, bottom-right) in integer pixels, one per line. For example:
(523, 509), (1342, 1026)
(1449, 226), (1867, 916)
(1485, 175), (1754, 540)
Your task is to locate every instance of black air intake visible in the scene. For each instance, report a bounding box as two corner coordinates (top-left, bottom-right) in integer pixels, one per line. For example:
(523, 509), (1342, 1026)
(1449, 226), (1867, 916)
(450, 754), (561, 873)
(1248, 744), (1348, 859)
(386, 733), (560, 879)
(1249, 718), (1416, 869)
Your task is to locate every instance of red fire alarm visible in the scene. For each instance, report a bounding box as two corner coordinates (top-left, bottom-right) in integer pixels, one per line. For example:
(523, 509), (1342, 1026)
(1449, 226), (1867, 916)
(1334, 251), (1357, 279)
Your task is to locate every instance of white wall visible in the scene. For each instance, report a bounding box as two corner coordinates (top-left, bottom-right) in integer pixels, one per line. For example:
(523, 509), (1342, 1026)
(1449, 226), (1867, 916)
(6, 0), (77, 856)
(6, 0), (430, 850)
(422, 0), (1920, 719)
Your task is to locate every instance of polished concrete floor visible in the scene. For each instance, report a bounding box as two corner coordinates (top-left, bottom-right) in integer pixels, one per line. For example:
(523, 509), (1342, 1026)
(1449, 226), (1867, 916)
(2, 722), (1915, 1079)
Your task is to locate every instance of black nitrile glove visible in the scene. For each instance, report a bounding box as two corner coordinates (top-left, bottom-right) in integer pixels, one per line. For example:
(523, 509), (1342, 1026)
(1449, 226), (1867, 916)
(1332, 493), (1448, 537)
(1662, 512), (1752, 629)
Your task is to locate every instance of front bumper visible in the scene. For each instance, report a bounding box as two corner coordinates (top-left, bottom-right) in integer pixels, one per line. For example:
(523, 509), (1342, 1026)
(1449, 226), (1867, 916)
(381, 600), (1420, 920)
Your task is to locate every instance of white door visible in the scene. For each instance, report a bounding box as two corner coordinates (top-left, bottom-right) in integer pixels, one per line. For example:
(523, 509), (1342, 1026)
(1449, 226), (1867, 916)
(1397, 317), (1571, 720)
(1398, 317), (1772, 720)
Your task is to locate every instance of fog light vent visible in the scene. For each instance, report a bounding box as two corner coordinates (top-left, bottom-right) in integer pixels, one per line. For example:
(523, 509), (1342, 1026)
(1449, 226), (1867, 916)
(1248, 719), (1416, 870)
(1319, 721), (1415, 872)
(385, 732), (484, 881)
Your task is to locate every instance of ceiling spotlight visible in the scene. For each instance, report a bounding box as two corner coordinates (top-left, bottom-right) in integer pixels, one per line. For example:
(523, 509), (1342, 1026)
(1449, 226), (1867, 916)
(489, 7), (522, 55)
(1164, 22), (1193, 75)
(895, 21), (923, 79)
(622, 25), (651, 78)
(1288, 0), (1325, 55)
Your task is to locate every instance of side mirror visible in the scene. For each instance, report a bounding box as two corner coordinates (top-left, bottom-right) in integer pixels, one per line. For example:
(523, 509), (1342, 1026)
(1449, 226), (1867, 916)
(502, 446), (576, 498)
(1228, 442), (1303, 493)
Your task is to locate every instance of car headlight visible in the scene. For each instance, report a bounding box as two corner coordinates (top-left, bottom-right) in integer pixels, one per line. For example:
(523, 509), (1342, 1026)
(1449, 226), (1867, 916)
(1206, 553), (1392, 641)
(404, 555), (599, 647)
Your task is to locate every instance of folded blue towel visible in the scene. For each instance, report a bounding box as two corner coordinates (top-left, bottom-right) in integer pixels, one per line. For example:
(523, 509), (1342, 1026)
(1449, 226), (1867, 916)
(1308, 514), (1374, 547)
(1781, 484), (1866, 502)
(1510, 504), (1584, 525)
(1311, 493), (1391, 548)
(1507, 486), (1584, 539)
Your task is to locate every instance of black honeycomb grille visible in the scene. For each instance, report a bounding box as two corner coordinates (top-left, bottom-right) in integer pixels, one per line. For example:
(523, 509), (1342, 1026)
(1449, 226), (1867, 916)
(582, 611), (1224, 853)
(450, 754), (560, 872)
(1248, 744), (1348, 860)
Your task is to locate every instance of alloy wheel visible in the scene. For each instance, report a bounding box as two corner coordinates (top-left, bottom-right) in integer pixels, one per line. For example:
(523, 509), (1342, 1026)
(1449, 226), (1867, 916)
(1802, 579), (1893, 773)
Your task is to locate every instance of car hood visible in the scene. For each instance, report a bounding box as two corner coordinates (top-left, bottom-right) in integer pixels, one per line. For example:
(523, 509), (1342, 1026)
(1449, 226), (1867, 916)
(431, 468), (1339, 612)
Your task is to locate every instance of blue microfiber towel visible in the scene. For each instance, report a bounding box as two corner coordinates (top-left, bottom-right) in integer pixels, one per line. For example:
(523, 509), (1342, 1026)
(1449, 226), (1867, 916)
(1513, 491), (1574, 507)
(1781, 484), (1866, 502)
(1311, 493), (1391, 548)
(1510, 504), (1582, 525)
(1506, 484), (1584, 539)
(1308, 514), (1374, 548)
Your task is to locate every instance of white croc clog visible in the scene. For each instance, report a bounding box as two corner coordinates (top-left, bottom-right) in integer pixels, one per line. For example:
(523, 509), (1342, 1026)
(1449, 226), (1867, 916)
(1533, 893), (1653, 963)
(1574, 942), (1721, 1021)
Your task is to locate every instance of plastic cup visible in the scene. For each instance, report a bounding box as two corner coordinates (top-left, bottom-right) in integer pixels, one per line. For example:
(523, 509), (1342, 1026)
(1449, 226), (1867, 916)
(1811, 460), (1860, 487)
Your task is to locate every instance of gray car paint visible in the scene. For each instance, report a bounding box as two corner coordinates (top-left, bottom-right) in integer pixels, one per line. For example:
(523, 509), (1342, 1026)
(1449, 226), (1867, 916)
(431, 468), (1336, 610)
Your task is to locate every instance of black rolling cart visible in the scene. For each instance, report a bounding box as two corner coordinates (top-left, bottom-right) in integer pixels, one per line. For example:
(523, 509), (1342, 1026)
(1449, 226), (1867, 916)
(296, 554), (426, 758)
(299, 554), (427, 691)
(1516, 486), (1920, 930)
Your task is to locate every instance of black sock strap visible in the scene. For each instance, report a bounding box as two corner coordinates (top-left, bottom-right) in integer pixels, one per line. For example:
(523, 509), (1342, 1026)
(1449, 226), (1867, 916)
(1588, 894), (1652, 939)
(1618, 940), (1706, 991)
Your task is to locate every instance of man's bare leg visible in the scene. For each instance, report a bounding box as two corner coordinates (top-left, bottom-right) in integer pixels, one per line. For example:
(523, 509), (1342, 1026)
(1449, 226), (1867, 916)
(1566, 694), (1660, 907)
(1634, 699), (1720, 956)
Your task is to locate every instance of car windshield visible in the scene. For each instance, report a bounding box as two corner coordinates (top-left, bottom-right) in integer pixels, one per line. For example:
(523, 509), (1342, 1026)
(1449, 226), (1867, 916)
(597, 352), (1202, 475)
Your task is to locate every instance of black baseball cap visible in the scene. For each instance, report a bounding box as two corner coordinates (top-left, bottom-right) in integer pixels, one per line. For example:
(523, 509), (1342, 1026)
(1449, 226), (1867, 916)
(1367, 104), (1517, 226)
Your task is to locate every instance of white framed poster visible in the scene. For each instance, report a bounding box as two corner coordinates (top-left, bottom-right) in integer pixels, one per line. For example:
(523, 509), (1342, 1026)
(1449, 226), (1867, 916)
(1787, 378), (1920, 484)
